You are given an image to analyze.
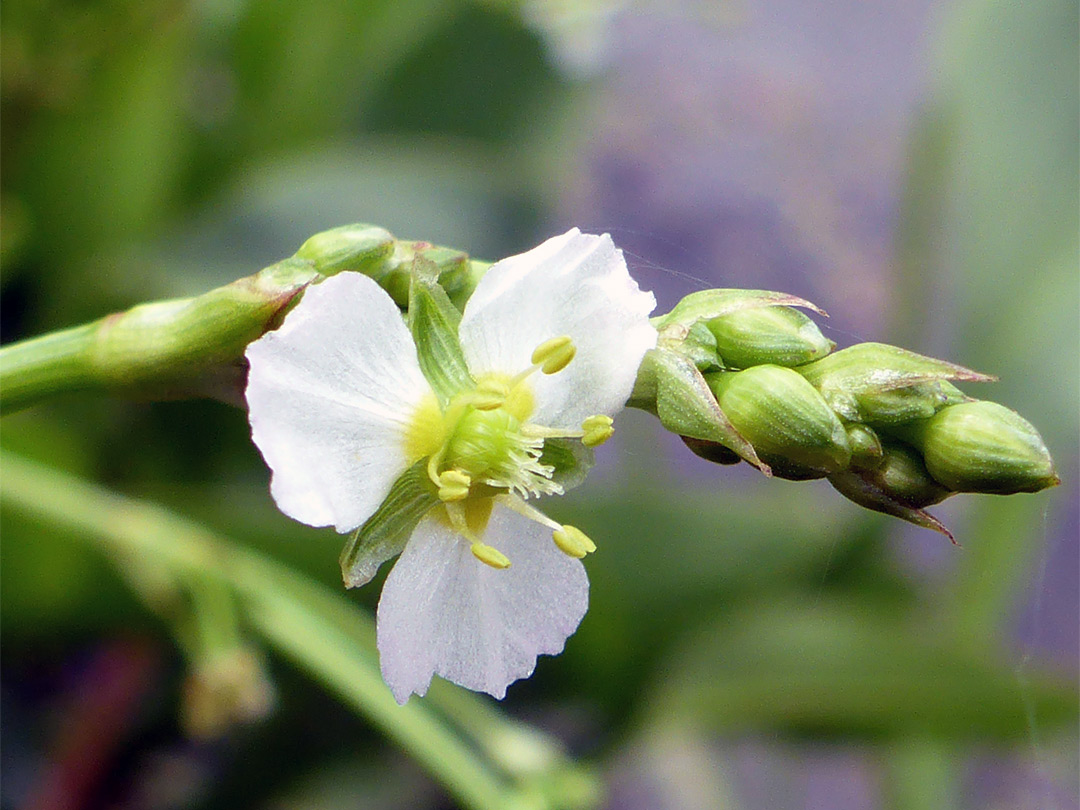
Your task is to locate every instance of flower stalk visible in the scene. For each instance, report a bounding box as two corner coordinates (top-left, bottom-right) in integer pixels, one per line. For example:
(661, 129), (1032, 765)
(1, 222), (1059, 544)
(0, 257), (319, 412)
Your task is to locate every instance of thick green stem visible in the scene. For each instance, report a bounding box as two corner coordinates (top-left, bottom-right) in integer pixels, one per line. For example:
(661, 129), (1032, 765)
(0, 450), (584, 810)
(0, 225), (490, 415)
(0, 257), (319, 413)
(0, 322), (102, 413)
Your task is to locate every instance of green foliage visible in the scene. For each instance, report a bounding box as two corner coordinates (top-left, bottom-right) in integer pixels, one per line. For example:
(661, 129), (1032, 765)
(649, 600), (1077, 738)
(1, 449), (598, 810)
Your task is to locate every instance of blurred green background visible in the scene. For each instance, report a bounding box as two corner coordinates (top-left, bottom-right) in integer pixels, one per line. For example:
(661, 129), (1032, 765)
(2, 1), (1077, 809)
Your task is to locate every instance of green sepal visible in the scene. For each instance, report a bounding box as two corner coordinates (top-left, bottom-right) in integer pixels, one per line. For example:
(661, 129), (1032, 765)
(849, 380), (969, 426)
(643, 347), (767, 473)
(797, 343), (993, 423)
(680, 321), (723, 371)
(539, 438), (595, 492)
(407, 260), (474, 405)
(413, 243), (473, 307)
(379, 240), (476, 310)
(339, 460), (440, 589)
(654, 288), (827, 330)
(293, 224), (396, 278)
(847, 442), (951, 508)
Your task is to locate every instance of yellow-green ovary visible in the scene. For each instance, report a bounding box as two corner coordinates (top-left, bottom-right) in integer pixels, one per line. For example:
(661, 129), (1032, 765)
(405, 376), (540, 485)
(445, 408), (523, 479)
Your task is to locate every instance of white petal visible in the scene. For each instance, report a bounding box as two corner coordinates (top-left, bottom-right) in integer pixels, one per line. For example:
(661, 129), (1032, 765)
(458, 229), (657, 429)
(377, 502), (589, 703)
(245, 273), (432, 532)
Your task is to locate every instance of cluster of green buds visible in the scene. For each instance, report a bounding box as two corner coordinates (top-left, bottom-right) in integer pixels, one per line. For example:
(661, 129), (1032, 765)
(633, 290), (1059, 540)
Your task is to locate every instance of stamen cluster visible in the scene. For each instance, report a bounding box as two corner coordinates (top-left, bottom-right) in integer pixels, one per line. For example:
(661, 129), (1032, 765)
(415, 336), (609, 568)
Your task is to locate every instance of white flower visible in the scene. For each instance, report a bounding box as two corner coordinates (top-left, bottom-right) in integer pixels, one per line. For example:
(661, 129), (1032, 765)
(245, 229), (656, 703)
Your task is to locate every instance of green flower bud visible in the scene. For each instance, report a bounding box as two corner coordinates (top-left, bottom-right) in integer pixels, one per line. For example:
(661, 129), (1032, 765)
(655, 288), (826, 329)
(294, 224), (395, 277)
(705, 365), (851, 479)
(0, 255), (324, 412)
(679, 321), (722, 371)
(902, 401), (1059, 494)
(182, 647), (275, 739)
(852, 379), (968, 426)
(706, 305), (833, 369)
(680, 436), (742, 465)
(845, 423), (884, 470)
(798, 342), (991, 424)
(379, 241), (476, 310)
(862, 442), (951, 508)
(409, 242), (474, 305)
(828, 445), (955, 543)
(382, 266), (412, 309)
(639, 347), (767, 473)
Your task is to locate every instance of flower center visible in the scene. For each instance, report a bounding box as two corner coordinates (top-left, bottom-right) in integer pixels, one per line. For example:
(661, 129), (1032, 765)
(431, 381), (559, 503)
(446, 407), (525, 479)
(403, 335), (610, 568)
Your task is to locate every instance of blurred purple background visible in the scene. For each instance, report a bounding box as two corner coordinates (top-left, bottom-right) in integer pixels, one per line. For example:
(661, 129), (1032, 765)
(558, 4), (1078, 809)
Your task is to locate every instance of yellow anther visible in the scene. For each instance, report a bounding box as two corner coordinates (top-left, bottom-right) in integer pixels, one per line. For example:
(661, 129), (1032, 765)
(471, 542), (511, 569)
(531, 335), (576, 375)
(581, 414), (614, 448)
(437, 469), (471, 502)
(472, 378), (510, 410)
(552, 525), (597, 559)
(582, 415), (613, 431)
(471, 393), (505, 410)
